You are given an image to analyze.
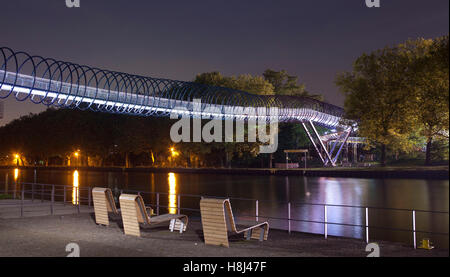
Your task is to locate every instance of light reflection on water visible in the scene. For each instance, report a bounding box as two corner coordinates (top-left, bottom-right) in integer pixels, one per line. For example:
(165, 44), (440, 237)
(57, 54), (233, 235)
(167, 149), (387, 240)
(168, 172), (177, 214)
(14, 168), (19, 181)
(13, 168), (19, 198)
(319, 177), (365, 238)
(72, 170), (79, 205)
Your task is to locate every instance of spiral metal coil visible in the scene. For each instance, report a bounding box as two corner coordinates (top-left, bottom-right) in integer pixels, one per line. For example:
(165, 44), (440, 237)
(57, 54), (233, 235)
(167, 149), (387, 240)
(0, 47), (346, 127)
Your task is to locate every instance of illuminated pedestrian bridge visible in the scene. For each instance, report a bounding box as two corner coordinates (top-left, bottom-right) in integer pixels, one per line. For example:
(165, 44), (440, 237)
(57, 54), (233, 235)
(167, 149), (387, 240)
(0, 46), (357, 166)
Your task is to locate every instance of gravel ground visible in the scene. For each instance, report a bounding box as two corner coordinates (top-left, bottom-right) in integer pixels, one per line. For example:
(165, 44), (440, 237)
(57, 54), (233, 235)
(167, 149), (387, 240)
(0, 213), (447, 257)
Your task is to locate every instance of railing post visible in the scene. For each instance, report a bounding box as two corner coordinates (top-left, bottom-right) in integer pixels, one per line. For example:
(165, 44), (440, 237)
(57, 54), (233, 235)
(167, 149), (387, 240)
(31, 183), (34, 202)
(41, 184), (44, 202)
(4, 173), (8, 195)
(33, 169), (37, 184)
(21, 189), (24, 217)
(51, 185), (54, 215)
(324, 205), (328, 239)
(156, 192), (160, 216)
(13, 175), (16, 199)
(63, 186), (66, 206)
(256, 200), (259, 222)
(288, 202), (291, 234)
(77, 187), (80, 214)
(304, 152), (307, 169)
(412, 210), (416, 249)
(365, 207), (369, 243)
(178, 194), (181, 215)
(88, 187), (92, 207)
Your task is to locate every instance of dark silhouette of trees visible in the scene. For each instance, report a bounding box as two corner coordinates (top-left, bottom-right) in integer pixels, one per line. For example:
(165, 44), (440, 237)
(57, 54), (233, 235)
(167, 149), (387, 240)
(0, 108), (174, 167)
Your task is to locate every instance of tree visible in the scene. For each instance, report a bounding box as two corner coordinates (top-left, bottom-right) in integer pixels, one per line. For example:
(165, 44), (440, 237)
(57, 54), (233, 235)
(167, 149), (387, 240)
(336, 44), (418, 166)
(194, 72), (227, 87)
(406, 36), (449, 164)
(263, 69), (323, 100)
(263, 69), (305, 95)
(195, 72), (274, 95)
(336, 36), (449, 166)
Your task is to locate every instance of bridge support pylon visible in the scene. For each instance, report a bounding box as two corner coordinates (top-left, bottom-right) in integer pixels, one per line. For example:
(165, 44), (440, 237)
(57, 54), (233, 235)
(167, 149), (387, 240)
(301, 120), (352, 167)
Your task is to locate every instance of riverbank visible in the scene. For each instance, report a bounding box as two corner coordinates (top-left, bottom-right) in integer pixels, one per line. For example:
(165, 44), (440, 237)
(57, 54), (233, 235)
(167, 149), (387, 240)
(1, 165), (448, 179)
(0, 213), (447, 257)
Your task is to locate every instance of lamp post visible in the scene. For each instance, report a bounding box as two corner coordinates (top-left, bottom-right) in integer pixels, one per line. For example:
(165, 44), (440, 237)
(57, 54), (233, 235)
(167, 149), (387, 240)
(74, 151), (80, 167)
(170, 147), (179, 167)
(15, 154), (20, 167)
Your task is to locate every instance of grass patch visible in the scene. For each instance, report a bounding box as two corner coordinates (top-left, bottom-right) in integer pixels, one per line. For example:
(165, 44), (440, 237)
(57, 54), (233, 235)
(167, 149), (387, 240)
(0, 194), (13, 200)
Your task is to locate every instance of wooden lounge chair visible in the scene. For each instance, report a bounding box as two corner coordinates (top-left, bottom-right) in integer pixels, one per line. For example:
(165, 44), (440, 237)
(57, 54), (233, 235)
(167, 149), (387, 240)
(92, 187), (120, 226)
(200, 197), (269, 247)
(119, 194), (188, 237)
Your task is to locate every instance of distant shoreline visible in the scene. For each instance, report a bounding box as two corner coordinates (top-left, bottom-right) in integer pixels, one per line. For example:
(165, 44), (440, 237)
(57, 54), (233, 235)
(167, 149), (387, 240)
(1, 165), (448, 180)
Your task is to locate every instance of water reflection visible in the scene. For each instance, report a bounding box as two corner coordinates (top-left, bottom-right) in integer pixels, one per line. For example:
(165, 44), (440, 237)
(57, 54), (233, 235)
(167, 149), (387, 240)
(303, 176), (311, 197)
(72, 170), (79, 205)
(13, 168), (19, 198)
(320, 177), (364, 239)
(14, 168), (19, 181)
(150, 173), (155, 191)
(168, 172), (177, 214)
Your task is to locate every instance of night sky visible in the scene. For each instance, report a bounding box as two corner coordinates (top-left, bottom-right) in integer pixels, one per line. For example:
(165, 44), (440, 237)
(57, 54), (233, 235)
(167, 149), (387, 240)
(0, 0), (448, 125)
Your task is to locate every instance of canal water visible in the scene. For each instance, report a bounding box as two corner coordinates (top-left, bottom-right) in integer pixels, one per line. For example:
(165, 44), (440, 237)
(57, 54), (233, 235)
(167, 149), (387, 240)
(1, 168), (448, 249)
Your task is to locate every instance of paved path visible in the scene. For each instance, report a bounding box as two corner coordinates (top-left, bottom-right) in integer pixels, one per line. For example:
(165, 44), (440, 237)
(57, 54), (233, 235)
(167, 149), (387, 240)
(0, 213), (447, 257)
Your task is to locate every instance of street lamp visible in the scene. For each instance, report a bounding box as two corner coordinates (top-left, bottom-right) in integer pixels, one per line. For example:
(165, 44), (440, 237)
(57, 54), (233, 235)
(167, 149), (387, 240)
(170, 147), (179, 157)
(169, 147), (180, 167)
(74, 151), (80, 167)
(14, 154), (20, 166)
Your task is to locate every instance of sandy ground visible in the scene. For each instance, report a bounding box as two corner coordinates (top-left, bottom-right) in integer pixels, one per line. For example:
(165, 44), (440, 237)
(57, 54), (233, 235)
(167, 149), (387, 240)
(0, 213), (447, 257)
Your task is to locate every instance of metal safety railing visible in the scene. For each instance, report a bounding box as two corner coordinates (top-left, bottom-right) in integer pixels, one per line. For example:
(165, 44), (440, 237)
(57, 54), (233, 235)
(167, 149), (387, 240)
(121, 188), (449, 249)
(0, 181), (93, 216)
(1, 180), (448, 249)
